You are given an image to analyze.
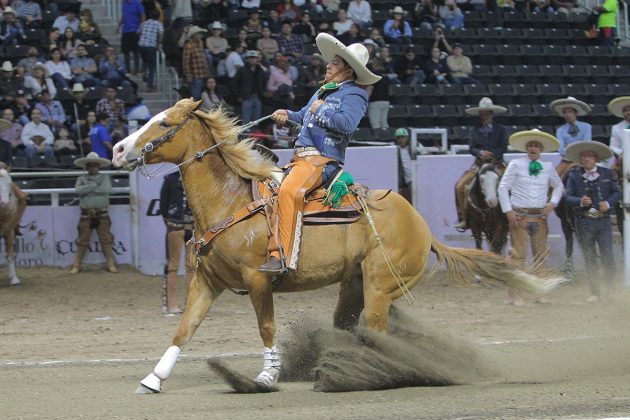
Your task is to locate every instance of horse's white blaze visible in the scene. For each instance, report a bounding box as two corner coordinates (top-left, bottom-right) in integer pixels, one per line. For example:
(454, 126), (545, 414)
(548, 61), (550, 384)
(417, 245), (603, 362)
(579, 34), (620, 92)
(113, 111), (167, 167)
(0, 169), (11, 206)
(480, 171), (499, 208)
(244, 230), (255, 247)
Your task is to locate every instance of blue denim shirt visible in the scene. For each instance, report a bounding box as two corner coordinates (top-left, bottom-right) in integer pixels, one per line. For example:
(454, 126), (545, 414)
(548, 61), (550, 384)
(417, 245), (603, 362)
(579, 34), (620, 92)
(556, 121), (592, 157)
(287, 81), (368, 164)
(565, 166), (620, 215)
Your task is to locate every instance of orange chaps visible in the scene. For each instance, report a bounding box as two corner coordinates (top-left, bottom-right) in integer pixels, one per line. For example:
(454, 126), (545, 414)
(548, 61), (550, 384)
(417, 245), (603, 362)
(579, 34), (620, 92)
(268, 154), (332, 270)
(11, 183), (27, 226)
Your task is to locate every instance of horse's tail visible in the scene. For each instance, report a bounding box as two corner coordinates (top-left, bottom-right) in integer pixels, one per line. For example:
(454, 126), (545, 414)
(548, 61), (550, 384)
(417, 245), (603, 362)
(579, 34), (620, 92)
(429, 235), (567, 294)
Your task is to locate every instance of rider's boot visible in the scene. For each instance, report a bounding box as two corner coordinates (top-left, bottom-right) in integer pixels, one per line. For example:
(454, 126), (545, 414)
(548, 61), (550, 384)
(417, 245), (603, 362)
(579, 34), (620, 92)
(259, 201), (284, 274)
(103, 244), (119, 273)
(258, 252), (283, 274)
(454, 220), (468, 231)
(70, 245), (88, 274)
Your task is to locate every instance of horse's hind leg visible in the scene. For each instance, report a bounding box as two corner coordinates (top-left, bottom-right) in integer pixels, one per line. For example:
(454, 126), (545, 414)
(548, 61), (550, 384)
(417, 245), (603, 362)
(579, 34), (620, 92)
(334, 274), (364, 330)
(5, 232), (19, 286)
(136, 272), (222, 394)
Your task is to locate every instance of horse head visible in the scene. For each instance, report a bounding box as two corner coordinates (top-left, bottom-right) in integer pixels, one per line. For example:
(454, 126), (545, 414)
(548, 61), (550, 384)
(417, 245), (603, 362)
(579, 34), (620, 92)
(477, 163), (500, 208)
(112, 98), (204, 170)
(0, 168), (12, 208)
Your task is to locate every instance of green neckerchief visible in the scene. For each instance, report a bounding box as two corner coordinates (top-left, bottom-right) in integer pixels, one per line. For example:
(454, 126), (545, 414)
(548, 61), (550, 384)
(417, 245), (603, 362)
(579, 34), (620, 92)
(529, 160), (543, 176)
(317, 82), (340, 99)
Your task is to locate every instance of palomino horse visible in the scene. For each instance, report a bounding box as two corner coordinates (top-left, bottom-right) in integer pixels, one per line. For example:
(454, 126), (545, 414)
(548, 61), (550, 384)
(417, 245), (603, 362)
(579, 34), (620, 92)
(112, 99), (565, 393)
(465, 162), (508, 254)
(0, 168), (20, 286)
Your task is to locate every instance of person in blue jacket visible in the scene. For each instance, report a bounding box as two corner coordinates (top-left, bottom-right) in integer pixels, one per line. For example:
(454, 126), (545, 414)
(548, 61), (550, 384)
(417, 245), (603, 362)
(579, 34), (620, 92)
(565, 141), (621, 303)
(258, 33), (381, 274)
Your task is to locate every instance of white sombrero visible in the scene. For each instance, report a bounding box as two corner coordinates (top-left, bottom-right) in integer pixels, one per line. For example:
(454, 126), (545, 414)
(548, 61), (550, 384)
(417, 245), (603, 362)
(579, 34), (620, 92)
(607, 96), (630, 118)
(74, 152), (111, 169)
(565, 140), (613, 163)
(549, 96), (591, 116)
(315, 33), (381, 85)
(465, 97), (507, 115)
(509, 129), (560, 152)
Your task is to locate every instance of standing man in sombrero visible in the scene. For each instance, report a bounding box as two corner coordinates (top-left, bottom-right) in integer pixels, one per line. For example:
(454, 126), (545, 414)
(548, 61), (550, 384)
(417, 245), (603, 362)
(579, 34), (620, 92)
(258, 33), (381, 274)
(607, 96), (630, 164)
(550, 96), (592, 177)
(498, 129), (563, 305)
(565, 141), (620, 303)
(454, 97), (508, 231)
(70, 152), (119, 274)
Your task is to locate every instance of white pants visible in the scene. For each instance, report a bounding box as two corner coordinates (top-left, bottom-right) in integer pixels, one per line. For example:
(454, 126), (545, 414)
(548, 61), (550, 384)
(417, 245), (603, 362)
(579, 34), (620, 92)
(368, 101), (390, 130)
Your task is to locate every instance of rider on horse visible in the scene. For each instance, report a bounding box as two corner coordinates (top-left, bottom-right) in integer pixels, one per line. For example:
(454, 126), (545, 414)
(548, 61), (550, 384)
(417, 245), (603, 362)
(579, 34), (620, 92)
(550, 96), (592, 177)
(607, 96), (630, 167)
(454, 97), (508, 231)
(258, 33), (381, 274)
(0, 119), (27, 236)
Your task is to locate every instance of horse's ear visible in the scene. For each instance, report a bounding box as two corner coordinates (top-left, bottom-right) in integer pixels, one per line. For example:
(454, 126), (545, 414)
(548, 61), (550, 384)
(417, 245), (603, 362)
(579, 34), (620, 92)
(192, 99), (204, 111)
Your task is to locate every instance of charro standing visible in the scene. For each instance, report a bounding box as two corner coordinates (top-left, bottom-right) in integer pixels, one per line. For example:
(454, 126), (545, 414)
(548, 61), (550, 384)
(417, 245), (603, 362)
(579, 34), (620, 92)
(258, 33), (381, 274)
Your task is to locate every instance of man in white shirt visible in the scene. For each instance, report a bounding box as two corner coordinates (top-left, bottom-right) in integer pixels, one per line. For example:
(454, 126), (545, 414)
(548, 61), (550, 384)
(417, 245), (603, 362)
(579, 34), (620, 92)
(498, 129), (563, 305)
(607, 96), (630, 164)
(21, 107), (54, 163)
(347, 0), (373, 30)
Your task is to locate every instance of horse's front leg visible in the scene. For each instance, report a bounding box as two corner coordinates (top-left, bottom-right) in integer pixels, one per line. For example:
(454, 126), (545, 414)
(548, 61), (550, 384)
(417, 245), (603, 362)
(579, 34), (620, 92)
(136, 271), (223, 394)
(244, 268), (280, 387)
(5, 231), (19, 286)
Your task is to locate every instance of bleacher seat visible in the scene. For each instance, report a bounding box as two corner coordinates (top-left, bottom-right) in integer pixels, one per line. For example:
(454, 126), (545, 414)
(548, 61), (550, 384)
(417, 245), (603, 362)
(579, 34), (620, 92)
(415, 84), (441, 105)
(516, 65), (542, 84)
(59, 154), (79, 168)
(450, 125), (470, 144)
(353, 127), (372, 142)
(587, 65), (613, 84)
(527, 12), (550, 29)
(607, 83), (629, 98)
(564, 65), (589, 84)
(513, 84), (540, 105)
(588, 104), (612, 125)
(547, 11), (571, 29)
(539, 65), (566, 84)
(464, 84), (490, 103)
(507, 104), (534, 126)
(497, 44), (522, 65)
(439, 84), (466, 105)
(543, 45), (569, 65)
(23, 29), (45, 48)
(470, 44), (498, 65)
(477, 28), (503, 44)
(532, 103), (562, 126)
(591, 125), (609, 142)
(389, 84), (415, 105)
(408, 105), (434, 127)
(387, 105), (410, 126)
(545, 28), (573, 45)
(493, 65), (518, 84)
(520, 44), (545, 65)
(432, 104), (459, 127)
(472, 65), (494, 84)
(11, 155), (28, 169)
(564, 45), (590, 65)
(373, 127), (398, 141)
(537, 83), (564, 103)
(5, 45), (30, 60)
(488, 84), (516, 105)
(584, 84), (610, 104)
(503, 11), (528, 29)
(588, 46), (616, 66)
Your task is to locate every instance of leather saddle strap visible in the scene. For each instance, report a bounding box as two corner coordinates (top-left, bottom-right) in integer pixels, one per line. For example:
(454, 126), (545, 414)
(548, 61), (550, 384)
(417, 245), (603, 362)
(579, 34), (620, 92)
(192, 198), (267, 251)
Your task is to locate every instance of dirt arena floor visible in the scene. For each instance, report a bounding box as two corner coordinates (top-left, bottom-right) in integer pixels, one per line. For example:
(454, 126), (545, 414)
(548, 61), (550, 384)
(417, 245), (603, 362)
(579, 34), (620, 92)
(1, 264), (629, 419)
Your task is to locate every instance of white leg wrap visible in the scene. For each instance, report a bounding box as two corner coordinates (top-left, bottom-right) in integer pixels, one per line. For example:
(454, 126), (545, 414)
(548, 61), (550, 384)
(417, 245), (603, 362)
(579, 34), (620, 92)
(154, 346), (181, 379)
(8, 260), (19, 286)
(255, 346), (281, 386)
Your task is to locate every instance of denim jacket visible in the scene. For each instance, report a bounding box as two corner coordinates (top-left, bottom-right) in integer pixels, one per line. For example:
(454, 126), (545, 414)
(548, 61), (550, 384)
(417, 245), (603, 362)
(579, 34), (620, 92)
(566, 166), (621, 216)
(287, 81), (368, 164)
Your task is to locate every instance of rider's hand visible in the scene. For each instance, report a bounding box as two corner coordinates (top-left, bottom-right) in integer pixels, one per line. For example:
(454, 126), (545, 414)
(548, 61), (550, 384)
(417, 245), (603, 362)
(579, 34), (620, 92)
(580, 195), (592, 207)
(480, 150), (493, 158)
(598, 201), (609, 213)
(309, 99), (325, 114)
(542, 203), (555, 217)
(271, 109), (288, 125)
(506, 210), (519, 228)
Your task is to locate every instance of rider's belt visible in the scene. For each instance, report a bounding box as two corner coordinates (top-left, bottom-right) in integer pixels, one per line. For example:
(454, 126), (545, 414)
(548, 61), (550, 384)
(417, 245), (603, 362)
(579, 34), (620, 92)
(513, 207), (544, 217)
(295, 146), (322, 158)
(578, 211), (609, 219)
(80, 208), (108, 217)
(166, 220), (193, 230)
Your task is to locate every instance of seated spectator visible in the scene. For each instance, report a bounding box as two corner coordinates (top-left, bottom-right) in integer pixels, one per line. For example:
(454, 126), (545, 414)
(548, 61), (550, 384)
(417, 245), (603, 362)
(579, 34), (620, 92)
(220, 42), (245, 80)
(46, 47), (72, 90)
(362, 39), (379, 59)
(257, 27), (279, 63)
(469, 0), (488, 11)
(318, 21), (336, 36)
(264, 9), (283, 36)
(340, 23), (362, 45)
(96, 86), (125, 124)
(379, 46), (402, 84)
(99, 46), (130, 88)
(531, 0), (555, 12)
(414, 0), (440, 30)
(47, 27), (61, 52)
(182, 25), (212, 100)
(35, 89), (66, 133)
(71, 44), (99, 88)
(276, 21), (303, 64)
(0, 108), (24, 155)
(552, 0), (581, 13)
(110, 116), (128, 146)
(14, 0), (42, 29)
(348, 0), (373, 31)
(233, 50), (266, 123)
(206, 21), (229, 64)
(0, 61), (24, 106)
(78, 9), (102, 45)
(322, 0), (341, 11)
(439, 0), (464, 29)
(292, 13), (316, 44)
(52, 9), (80, 33)
(89, 112), (113, 158)
(67, 83), (92, 131)
(201, 77), (228, 111)
(395, 46), (425, 85)
(498, 0), (517, 10)
(384, 6), (412, 44)
(301, 53), (326, 88)
(447, 44), (479, 84)
(60, 27), (83, 60)
(0, 7), (25, 46)
(235, 28), (252, 51)
(333, 9), (353, 36)
(21, 108), (54, 161)
(16, 46), (42, 77)
(243, 9), (263, 44)
(276, 0), (301, 22)
(79, 110), (97, 153)
(366, 58), (391, 130)
(11, 89), (32, 125)
(241, 0), (261, 9)
(365, 27), (387, 49)
(53, 126), (77, 155)
(424, 47), (450, 84)
(206, 0), (229, 22)
(23, 63), (56, 99)
(126, 97), (152, 122)
(432, 24), (453, 57)
(266, 55), (294, 108)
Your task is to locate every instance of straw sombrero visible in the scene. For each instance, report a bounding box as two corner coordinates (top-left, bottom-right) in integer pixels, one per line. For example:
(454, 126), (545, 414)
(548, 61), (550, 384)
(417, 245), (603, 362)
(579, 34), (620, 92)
(315, 33), (381, 85)
(74, 152), (111, 168)
(607, 96), (630, 118)
(0, 118), (11, 132)
(549, 96), (591, 116)
(509, 129), (560, 152)
(565, 140), (612, 163)
(465, 97), (507, 115)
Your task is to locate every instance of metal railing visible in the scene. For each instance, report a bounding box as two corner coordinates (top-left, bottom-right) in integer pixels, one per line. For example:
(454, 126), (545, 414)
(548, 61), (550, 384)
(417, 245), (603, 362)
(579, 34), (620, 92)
(168, 66), (179, 105)
(104, 0), (120, 23)
(580, 0), (629, 42)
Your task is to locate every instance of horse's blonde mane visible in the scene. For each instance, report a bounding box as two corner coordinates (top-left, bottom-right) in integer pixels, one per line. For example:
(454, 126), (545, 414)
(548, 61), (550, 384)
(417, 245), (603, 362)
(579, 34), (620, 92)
(192, 107), (277, 180)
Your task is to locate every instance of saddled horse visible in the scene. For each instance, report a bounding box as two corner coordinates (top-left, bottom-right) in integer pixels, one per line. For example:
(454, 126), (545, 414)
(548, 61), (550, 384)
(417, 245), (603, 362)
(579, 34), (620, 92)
(554, 167), (578, 279)
(112, 99), (566, 393)
(0, 168), (20, 286)
(465, 162), (508, 254)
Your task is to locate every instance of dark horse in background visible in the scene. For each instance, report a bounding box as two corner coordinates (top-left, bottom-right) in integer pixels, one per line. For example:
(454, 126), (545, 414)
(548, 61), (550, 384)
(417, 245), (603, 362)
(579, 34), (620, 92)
(465, 161), (509, 254)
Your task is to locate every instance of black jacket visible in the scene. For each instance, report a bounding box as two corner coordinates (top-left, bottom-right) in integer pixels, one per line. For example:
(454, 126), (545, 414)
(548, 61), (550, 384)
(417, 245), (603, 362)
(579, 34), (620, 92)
(566, 166), (621, 216)
(159, 172), (192, 225)
(0, 138), (11, 165)
(469, 124), (509, 162)
(233, 64), (267, 100)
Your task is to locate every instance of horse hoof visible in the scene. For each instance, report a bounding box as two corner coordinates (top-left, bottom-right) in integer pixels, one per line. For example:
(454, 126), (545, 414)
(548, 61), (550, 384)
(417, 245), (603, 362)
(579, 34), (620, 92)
(254, 368), (280, 387)
(9, 277), (20, 286)
(136, 373), (161, 394)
